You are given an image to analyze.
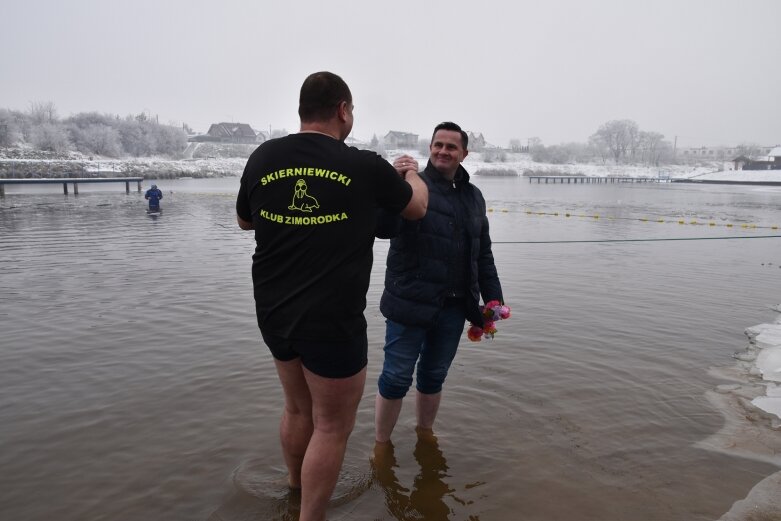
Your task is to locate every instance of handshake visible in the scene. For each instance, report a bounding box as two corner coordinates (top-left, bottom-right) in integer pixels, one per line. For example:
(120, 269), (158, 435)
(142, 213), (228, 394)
(392, 155), (418, 178)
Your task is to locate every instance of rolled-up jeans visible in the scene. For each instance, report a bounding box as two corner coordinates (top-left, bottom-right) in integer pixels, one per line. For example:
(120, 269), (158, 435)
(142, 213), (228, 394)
(377, 298), (466, 399)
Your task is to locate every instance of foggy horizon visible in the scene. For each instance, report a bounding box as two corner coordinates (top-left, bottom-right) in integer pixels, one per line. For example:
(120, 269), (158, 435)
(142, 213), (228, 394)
(2, 0), (780, 149)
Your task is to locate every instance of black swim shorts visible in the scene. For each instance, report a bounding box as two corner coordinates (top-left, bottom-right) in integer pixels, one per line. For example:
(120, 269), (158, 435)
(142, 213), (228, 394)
(260, 330), (368, 379)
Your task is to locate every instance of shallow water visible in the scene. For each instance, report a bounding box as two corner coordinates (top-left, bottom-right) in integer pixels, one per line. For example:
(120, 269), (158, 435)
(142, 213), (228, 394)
(1, 177), (780, 520)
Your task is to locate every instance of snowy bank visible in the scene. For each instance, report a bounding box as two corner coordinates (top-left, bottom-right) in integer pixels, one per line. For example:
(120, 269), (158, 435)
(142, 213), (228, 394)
(386, 149), (781, 184)
(0, 155), (246, 179)
(3, 145), (779, 184)
(701, 305), (781, 520)
(746, 318), (781, 418)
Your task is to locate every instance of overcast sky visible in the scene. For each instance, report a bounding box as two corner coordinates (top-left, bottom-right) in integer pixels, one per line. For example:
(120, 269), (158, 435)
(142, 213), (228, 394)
(2, 0), (779, 148)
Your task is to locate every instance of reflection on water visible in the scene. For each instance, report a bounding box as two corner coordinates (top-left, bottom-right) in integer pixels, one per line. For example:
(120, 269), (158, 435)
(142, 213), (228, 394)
(1, 179), (780, 521)
(372, 430), (477, 521)
(211, 460), (372, 521)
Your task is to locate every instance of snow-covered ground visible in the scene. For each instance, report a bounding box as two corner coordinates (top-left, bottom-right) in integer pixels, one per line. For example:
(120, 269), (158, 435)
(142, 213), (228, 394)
(745, 308), (781, 420)
(705, 306), (781, 521)
(702, 304), (781, 463)
(390, 149), (781, 183)
(2, 146), (780, 183)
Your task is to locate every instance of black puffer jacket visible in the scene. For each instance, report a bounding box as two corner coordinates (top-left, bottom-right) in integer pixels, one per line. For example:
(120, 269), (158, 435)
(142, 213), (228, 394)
(377, 161), (503, 328)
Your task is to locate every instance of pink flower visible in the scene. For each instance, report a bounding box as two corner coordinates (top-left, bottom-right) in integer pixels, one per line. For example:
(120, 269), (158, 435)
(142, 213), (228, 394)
(483, 320), (497, 336)
(466, 302), (511, 342)
(467, 325), (483, 342)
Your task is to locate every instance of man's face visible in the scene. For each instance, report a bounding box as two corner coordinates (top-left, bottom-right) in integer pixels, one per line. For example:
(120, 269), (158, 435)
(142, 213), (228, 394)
(430, 129), (467, 178)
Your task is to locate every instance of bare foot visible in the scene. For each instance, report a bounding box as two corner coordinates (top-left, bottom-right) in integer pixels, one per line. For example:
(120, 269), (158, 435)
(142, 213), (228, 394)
(415, 426), (437, 443)
(371, 440), (396, 470)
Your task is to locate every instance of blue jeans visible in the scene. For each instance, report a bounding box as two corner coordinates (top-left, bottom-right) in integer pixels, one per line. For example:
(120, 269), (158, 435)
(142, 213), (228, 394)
(377, 298), (466, 399)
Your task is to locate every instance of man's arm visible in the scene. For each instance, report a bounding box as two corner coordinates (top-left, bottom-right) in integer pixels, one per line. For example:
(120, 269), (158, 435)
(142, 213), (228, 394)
(399, 170), (428, 220)
(237, 214), (254, 230)
(375, 208), (402, 239)
(236, 175), (254, 230)
(477, 213), (503, 303)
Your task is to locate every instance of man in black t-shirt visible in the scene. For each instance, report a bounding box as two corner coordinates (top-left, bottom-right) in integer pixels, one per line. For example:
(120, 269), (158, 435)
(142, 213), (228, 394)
(236, 71), (427, 521)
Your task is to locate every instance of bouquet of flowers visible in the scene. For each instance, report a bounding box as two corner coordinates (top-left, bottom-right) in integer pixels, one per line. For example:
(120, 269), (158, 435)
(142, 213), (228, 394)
(467, 300), (511, 342)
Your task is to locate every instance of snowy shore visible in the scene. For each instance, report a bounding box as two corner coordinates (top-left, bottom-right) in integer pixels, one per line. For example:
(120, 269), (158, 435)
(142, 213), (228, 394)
(1, 147), (780, 184)
(702, 304), (781, 460)
(744, 306), (781, 420)
(707, 305), (781, 520)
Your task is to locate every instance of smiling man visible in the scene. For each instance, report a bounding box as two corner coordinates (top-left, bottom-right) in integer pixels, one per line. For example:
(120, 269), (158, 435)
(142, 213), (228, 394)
(374, 121), (504, 445)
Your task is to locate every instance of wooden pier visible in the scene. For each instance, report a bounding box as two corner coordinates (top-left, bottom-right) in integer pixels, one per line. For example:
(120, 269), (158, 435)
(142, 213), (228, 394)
(0, 177), (144, 196)
(527, 176), (669, 184)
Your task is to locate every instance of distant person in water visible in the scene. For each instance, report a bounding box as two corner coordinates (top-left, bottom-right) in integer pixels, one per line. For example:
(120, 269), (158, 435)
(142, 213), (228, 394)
(145, 184), (163, 211)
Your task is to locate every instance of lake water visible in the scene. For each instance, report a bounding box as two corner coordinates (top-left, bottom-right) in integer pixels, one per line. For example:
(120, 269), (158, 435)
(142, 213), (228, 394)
(1, 176), (780, 521)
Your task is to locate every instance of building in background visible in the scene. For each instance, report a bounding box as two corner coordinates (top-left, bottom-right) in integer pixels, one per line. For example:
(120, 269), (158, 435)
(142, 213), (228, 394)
(190, 123), (263, 144)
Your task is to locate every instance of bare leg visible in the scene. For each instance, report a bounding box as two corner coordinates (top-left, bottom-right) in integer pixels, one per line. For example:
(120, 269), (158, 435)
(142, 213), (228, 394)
(416, 390), (442, 431)
(298, 366), (366, 521)
(375, 393), (404, 443)
(274, 359), (313, 488)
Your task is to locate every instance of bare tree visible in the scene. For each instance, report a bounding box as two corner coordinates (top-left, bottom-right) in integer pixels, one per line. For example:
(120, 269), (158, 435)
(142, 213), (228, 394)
(736, 143), (761, 159)
(368, 134), (386, 157)
(417, 138), (430, 157)
(589, 119), (639, 163)
(627, 123), (641, 161)
(0, 109), (20, 147)
(29, 101), (58, 124)
(483, 147), (507, 162)
(528, 137), (543, 151)
(639, 131), (665, 165)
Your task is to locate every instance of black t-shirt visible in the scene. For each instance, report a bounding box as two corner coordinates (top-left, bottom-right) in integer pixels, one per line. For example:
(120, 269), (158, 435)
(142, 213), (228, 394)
(236, 133), (413, 341)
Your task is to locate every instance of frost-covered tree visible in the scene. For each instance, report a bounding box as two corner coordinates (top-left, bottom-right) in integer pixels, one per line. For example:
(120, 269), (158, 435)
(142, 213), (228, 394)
(152, 124), (187, 156)
(482, 148), (507, 162)
(509, 138), (524, 152)
(31, 123), (70, 153)
(0, 109), (20, 147)
(29, 101), (58, 124)
(116, 119), (152, 156)
(368, 134), (386, 157)
(70, 124), (122, 157)
(417, 138), (430, 157)
(638, 131), (665, 165)
(736, 143), (761, 159)
(528, 137), (543, 151)
(589, 119), (639, 163)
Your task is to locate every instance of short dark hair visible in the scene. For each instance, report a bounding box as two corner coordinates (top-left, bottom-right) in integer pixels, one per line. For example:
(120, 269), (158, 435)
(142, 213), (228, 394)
(298, 71), (352, 123)
(431, 121), (468, 150)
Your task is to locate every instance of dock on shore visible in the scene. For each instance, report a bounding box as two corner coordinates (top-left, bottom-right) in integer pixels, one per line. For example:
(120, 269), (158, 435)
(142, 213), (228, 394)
(0, 177), (144, 196)
(527, 176), (669, 184)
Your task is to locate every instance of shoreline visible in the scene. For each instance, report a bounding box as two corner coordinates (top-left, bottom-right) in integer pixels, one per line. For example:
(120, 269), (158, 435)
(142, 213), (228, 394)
(702, 305), (781, 520)
(672, 179), (781, 186)
(2, 147), (780, 185)
(0, 157), (246, 179)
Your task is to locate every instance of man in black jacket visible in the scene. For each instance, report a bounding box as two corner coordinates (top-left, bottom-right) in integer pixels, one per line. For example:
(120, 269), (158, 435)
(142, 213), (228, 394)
(374, 121), (503, 444)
